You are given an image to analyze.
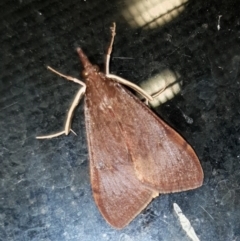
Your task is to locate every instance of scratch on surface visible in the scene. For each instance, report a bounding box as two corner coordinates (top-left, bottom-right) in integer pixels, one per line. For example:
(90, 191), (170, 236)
(15, 178), (25, 184)
(0, 102), (18, 111)
(173, 203), (200, 241)
(199, 205), (214, 220)
(112, 57), (134, 59)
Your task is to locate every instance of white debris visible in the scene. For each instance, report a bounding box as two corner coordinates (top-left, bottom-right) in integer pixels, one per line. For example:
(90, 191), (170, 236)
(173, 203), (200, 241)
(217, 15), (222, 31)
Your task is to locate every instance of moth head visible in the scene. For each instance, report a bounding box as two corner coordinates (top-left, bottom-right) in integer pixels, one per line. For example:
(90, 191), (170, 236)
(77, 48), (100, 78)
(82, 65), (99, 78)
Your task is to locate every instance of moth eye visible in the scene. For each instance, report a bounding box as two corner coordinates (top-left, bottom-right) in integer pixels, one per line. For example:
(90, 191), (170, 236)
(93, 65), (100, 72)
(82, 70), (89, 77)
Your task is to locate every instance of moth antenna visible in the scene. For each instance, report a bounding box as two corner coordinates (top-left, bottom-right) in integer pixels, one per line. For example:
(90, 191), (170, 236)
(107, 74), (153, 102)
(151, 84), (166, 99)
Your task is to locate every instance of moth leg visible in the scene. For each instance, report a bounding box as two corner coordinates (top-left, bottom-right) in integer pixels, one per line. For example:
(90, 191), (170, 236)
(47, 66), (86, 87)
(104, 22), (163, 104)
(36, 67), (86, 139)
(105, 22), (116, 75)
(104, 23), (153, 102)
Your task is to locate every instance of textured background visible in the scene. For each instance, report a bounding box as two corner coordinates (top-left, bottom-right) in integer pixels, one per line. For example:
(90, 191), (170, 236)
(1, 0), (240, 240)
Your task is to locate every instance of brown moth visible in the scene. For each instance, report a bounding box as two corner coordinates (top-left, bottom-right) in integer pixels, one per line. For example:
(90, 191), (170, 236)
(37, 23), (203, 229)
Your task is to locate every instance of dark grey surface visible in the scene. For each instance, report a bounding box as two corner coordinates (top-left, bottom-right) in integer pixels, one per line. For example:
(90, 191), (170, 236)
(1, 0), (240, 240)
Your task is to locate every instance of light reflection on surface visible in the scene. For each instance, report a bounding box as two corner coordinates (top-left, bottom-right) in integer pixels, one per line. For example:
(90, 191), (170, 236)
(122, 0), (188, 29)
(139, 69), (182, 107)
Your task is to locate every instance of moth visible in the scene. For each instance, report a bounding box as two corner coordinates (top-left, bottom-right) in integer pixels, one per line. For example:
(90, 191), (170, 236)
(37, 23), (203, 229)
